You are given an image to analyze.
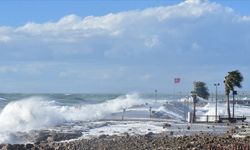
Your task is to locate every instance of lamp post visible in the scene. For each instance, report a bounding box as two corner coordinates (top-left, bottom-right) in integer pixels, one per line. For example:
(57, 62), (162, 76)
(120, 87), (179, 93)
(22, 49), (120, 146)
(214, 83), (220, 121)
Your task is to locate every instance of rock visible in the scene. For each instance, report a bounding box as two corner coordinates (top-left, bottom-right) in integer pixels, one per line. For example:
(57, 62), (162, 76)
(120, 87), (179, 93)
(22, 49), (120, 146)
(230, 128), (236, 133)
(123, 132), (130, 138)
(47, 136), (54, 143)
(244, 135), (250, 142)
(25, 144), (34, 149)
(99, 134), (108, 138)
(2, 144), (25, 150)
(163, 123), (171, 128)
(186, 143), (193, 148)
(5, 144), (14, 150)
(15, 144), (25, 150)
(35, 130), (51, 142)
(4, 131), (250, 150)
(227, 135), (232, 139)
(145, 132), (154, 138)
(0, 144), (6, 149)
(169, 131), (174, 136)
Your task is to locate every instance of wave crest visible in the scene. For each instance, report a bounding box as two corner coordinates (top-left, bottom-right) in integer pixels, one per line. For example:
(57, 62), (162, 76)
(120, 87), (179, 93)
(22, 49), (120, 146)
(0, 93), (143, 133)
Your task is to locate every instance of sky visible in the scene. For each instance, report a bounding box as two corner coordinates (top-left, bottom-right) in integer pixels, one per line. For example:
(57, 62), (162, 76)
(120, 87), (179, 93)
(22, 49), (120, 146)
(0, 0), (250, 94)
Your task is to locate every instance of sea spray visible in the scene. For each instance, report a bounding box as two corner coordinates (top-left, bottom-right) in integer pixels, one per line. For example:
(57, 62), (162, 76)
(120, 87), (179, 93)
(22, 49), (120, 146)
(0, 93), (143, 133)
(156, 106), (184, 120)
(0, 97), (64, 132)
(197, 102), (250, 121)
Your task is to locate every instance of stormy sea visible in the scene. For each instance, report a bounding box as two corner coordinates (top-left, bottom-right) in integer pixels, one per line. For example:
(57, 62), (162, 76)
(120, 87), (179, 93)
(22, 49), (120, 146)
(0, 93), (249, 144)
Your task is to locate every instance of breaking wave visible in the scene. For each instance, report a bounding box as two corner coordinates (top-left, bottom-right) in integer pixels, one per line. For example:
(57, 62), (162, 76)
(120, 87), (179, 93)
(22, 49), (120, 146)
(0, 93), (143, 133)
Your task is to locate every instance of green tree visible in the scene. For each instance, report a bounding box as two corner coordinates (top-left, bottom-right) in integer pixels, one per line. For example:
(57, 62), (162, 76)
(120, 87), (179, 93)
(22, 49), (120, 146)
(193, 81), (210, 100)
(224, 70), (243, 119)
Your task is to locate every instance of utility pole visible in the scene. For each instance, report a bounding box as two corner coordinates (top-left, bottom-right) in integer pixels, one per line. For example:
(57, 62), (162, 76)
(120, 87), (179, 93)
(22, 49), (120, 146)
(214, 83), (220, 121)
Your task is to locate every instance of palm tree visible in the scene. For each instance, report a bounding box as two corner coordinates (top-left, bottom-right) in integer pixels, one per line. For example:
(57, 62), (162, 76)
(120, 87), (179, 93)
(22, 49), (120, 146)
(191, 81), (209, 122)
(224, 70), (243, 119)
(193, 81), (210, 100)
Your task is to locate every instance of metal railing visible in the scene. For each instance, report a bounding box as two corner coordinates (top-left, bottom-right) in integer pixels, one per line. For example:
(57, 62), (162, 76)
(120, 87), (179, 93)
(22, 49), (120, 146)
(195, 115), (248, 123)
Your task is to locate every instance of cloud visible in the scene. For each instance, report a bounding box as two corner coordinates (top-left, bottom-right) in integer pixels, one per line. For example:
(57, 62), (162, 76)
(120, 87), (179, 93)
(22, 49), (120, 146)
(0, 0), (250, 92)
(0, 35), (11, 43)
(141, 74), (152, 80)
(144, 36), (160, 48)
(0, 66), (17, 73)
(0, 0), (248, 63)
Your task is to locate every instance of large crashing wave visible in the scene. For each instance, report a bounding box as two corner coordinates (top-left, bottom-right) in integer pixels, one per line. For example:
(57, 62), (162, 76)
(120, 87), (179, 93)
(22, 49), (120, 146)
(0, 93), (143, 133)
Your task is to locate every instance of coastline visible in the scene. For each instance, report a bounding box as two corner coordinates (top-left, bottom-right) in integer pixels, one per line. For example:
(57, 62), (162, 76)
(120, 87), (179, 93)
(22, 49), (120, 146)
(1, 132), (249, 150)
(1, 121), (249, 150)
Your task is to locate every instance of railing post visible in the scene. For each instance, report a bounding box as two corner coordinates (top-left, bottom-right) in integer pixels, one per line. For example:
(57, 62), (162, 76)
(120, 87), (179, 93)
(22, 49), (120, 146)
(206, 115), (208, 123)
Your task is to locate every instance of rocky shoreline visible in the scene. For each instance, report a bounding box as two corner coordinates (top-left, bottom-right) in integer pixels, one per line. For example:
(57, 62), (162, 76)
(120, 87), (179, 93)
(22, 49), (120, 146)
(1, 122), (250, 150)
(1, 131), (250, 150)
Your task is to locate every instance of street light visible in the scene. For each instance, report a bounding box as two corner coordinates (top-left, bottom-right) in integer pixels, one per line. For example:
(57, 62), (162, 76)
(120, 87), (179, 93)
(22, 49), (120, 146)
(214, 83), (220, 121)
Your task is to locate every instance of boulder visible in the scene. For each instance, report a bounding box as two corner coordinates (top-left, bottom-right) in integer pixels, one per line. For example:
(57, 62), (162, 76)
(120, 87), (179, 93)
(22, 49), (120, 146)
(163, 123), (171, 128)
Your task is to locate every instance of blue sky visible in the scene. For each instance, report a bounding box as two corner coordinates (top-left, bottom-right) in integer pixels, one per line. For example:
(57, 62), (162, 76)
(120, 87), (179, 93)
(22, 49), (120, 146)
(0, 0), (249, 27)
(0, 0), (250, 94)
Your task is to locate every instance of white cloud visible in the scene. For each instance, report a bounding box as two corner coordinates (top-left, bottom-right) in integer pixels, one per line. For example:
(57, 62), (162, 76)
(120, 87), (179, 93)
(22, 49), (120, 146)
(0, 0), (250, 80)
(0, 66), (17, 73)
(0, 0), (246, 58)
(240, 16), (250, 22)
(191, 42), (201, 51)
(58, 67), (118, 80)
(144, 36), (159, 48)
(0, 35), (11, 43)
(141, 74), (152, 80)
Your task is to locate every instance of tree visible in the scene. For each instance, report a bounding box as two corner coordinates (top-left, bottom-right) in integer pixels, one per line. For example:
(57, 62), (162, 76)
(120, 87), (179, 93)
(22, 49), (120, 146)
(224, 70), (243, 119)
(191, 81), (209, 122)
(193, 81), (210, 100)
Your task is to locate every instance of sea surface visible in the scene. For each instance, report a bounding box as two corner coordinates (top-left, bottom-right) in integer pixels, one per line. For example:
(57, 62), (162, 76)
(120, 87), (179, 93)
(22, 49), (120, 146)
(0, 93), (249, 144)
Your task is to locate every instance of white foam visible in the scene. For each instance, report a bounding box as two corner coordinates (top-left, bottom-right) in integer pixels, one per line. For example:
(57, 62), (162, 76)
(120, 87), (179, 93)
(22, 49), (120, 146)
(156, 106), (184, 120)
(0, 93), (143, 143)
(197, 102), (250, 121)
(81, 121), (165, 138)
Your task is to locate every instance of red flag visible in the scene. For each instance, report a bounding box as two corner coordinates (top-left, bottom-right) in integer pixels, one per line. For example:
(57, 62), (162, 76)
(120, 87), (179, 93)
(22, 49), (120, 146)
(174, 78), (181, 84)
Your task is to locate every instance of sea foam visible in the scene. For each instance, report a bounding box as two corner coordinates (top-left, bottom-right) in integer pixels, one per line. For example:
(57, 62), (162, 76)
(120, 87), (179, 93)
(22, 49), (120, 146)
(0, 93), (143, 134)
